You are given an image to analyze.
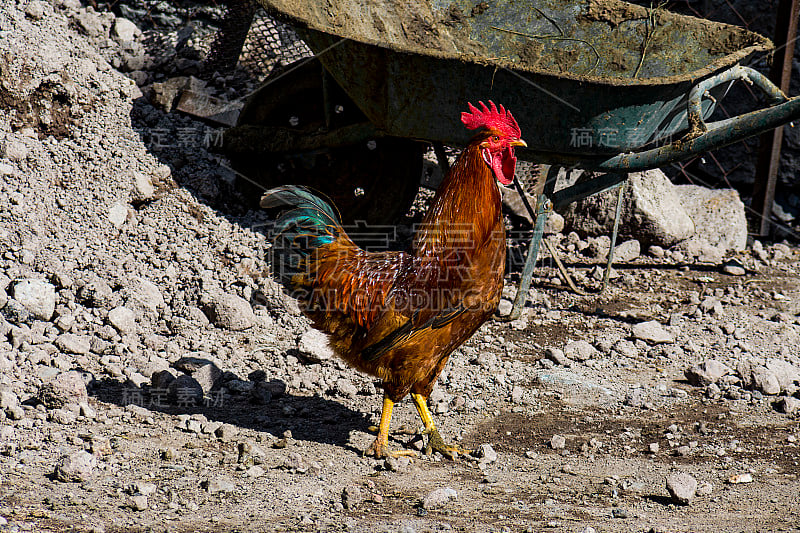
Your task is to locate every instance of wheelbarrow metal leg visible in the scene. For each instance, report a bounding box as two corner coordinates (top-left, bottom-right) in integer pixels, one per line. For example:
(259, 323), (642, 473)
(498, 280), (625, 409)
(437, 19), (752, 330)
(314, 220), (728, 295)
(321, 66), (333, 130)
(503, 166), (560, 321)
(505, 195), (552, 321)
(602, 178), (627, 292)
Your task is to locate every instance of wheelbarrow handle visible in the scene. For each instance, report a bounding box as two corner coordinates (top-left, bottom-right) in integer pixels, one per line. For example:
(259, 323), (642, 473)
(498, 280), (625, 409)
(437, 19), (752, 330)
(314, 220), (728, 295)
(599, 94), (800, 173)
(687, 65), (788, 138)
(596, 63), (800, 173)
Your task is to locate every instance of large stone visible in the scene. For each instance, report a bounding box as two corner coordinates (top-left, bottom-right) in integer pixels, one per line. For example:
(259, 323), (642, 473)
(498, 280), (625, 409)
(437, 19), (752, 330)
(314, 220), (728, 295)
(421, 487), (457, 509)
(54, 451), (96, 482)
(477, 443), (498, 464)
(685, 359), (732, 387)
(111, 17), (141, 43)
(563, 340), (598, 361)
(722, 260), (746, 276)
(151, 369), (176, 390)
(129, 481), (157, 497)
(550, 434), (566, 449)
(73, 9), (106, 38)
(108, 202), (128, 228)
(544, 346), (570, 366)
(612, 239), (641, 263)
(336, 378), (358, 398)
(632, 320), (675, 344)
(297, 328), (335, 361)
(699, 296), (723, 315)
(765, 359), (800, 393)
(681, 237), (725, 263)
(204, 477), (235, 494)
(124, 277), (164, 316)
(10, 279), (56, 320)
(174, 356), (222, 394)
(77, 277), (114, 308)
(559, 169), (695, 247)
(673, 185), (747, 253)
(128, 495), (148, 511)
(107, 306), (137, 333)
(131, 171), (155, 201)
(148, 76), (190, 112)
(168, 374), (204, 406)
(612, 339), (639, 358)
(1, 299), (34, 324)
(666, 472), (697, 505)
(203, 290), (255, 331)
(777, 396), (800, 415)
(2, 139), (29, 162)
(25, 1), (46, 20)
(747, 365), (781, 395)
(49, 407), (78, 425)
(121, 46), (147, 73)
(0, 386), (20, 410)
(55, 333), (92, 355)
(38, 370), (89, 408)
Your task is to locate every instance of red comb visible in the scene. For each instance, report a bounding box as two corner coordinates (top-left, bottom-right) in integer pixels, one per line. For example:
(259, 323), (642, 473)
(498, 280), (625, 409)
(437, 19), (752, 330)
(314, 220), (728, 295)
(460, 100), (521, 138)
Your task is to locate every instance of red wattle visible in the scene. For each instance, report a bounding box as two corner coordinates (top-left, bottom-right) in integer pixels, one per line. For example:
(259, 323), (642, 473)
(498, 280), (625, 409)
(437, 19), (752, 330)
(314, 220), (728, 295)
(482, 146), (517, 185)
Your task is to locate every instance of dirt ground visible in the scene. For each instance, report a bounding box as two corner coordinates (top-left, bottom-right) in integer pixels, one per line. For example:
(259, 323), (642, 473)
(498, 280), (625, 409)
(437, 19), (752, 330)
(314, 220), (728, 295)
(1, 1), (799, 532)
(3, 261), (800, 533)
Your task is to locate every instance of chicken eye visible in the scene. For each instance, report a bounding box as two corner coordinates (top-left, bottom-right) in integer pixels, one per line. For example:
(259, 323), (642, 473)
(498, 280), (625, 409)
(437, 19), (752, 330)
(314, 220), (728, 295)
(491, 135), (499, 142)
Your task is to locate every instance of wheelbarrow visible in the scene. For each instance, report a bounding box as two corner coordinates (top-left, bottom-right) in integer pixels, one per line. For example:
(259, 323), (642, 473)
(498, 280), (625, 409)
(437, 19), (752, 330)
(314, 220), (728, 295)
(223, 0), (800, 319)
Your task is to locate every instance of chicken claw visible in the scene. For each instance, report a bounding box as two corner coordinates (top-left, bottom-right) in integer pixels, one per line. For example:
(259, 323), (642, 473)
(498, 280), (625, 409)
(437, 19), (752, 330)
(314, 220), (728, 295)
(364, 393), (417, 459)
(411, 392), (472, 460)
(364, 439), (417, 459)
(423, 428), (473, 460)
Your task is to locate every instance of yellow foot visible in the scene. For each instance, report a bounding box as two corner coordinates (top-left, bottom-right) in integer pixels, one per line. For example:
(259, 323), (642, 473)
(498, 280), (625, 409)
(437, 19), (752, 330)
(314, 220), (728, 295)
(423, 429), (473, 460)
(364, 438), (417, 459)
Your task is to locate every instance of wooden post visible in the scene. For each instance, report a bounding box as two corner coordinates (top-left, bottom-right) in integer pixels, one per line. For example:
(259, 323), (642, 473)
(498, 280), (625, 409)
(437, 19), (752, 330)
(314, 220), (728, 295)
(752, 0), (800, 236)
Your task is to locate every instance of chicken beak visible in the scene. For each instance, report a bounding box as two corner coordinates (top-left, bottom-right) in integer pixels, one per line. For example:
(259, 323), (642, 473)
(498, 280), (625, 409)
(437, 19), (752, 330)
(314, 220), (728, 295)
(509, 139), (527, 147)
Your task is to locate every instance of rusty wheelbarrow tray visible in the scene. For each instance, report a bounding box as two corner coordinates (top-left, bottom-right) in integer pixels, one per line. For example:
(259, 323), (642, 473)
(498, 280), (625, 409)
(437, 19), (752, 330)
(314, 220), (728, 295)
(247, 0), (800, 166)
(230, 0), (800, 317)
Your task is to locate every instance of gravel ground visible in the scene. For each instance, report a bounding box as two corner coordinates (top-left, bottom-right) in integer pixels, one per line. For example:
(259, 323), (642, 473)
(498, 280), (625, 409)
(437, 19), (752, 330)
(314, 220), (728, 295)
(1, 1), (799, 532)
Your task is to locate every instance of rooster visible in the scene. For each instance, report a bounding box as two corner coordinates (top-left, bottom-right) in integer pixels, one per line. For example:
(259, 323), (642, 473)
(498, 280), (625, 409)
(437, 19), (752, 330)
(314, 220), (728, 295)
(262, 101), (526, 458)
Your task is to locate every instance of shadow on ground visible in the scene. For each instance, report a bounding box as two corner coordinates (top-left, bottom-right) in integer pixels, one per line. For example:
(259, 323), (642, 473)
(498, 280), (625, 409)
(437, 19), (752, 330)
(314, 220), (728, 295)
(87, 363), (373, 455)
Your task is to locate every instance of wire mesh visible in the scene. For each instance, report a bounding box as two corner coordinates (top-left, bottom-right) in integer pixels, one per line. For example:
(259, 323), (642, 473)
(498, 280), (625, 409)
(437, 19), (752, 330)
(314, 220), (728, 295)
(204, 0), (257, 75)
(237, 8), (313, 79)
(204, 1), (313, 80)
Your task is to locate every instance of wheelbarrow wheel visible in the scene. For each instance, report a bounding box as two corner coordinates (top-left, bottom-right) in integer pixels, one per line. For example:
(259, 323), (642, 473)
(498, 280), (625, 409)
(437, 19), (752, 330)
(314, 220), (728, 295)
(225, 59), (424, 225)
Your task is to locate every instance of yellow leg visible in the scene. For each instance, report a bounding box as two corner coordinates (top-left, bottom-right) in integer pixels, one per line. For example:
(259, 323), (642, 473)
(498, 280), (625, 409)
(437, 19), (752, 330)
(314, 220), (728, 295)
(365, 393), (416, 458)
(411, 392), (472, 460)
(411, 392), (436, 431)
